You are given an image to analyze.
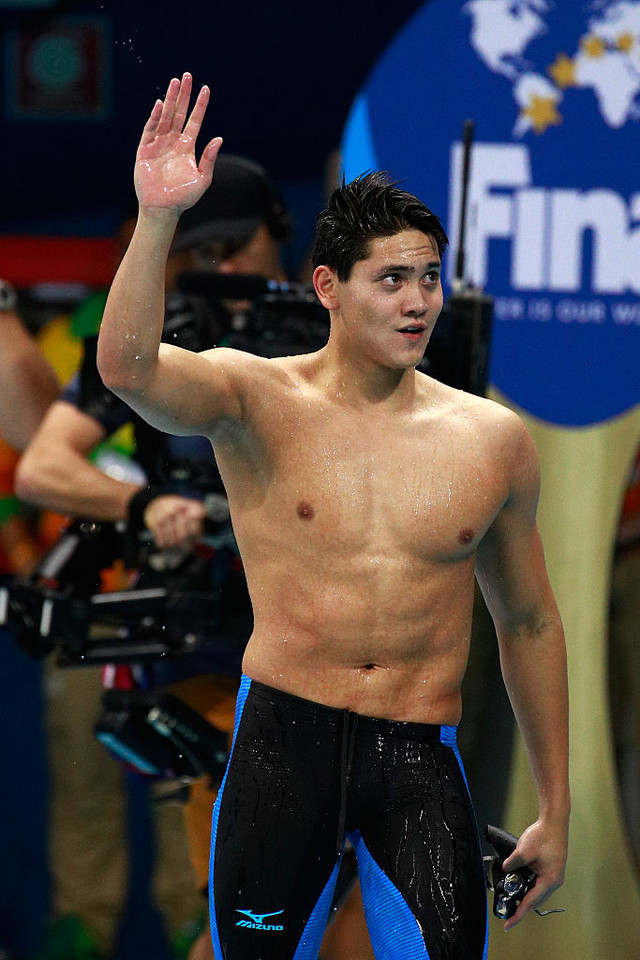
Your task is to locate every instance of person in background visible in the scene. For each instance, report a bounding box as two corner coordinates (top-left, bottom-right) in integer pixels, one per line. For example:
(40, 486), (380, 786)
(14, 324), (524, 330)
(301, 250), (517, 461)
(8, 247), (204, 959)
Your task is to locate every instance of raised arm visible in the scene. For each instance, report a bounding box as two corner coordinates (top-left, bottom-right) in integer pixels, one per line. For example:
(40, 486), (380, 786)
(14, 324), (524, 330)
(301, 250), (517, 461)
(475, 413), (570, 930)
(97, 73), (240, 436)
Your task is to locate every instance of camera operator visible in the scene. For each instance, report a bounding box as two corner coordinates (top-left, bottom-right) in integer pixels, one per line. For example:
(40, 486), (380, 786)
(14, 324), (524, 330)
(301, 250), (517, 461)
(11, 219), (207, 956)
(16, 159), (373, 960)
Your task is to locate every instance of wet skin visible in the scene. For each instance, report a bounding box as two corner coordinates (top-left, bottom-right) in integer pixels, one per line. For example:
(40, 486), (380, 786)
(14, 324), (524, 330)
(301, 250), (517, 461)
(201, 231), (536, 724)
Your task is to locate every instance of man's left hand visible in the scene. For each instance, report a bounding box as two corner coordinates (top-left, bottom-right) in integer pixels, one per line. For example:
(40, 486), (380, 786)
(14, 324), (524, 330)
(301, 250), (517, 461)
(501, 816), (568, 930)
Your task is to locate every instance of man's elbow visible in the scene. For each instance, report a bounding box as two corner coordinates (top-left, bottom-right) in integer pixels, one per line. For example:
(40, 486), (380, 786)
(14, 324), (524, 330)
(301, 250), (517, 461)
(95, 341), (124, 393)
(96, 341), (150, 398)
(500, 608), (564, 647)
(15, 451), (55, 506)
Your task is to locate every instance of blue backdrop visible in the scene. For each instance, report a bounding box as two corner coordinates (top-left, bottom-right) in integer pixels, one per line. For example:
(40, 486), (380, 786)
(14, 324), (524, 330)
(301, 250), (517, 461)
(342, 0), (640, 426)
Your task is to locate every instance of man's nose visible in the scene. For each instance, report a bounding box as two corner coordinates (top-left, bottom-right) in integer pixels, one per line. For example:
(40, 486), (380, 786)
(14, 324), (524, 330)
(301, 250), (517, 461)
(403, 285), (429, 316)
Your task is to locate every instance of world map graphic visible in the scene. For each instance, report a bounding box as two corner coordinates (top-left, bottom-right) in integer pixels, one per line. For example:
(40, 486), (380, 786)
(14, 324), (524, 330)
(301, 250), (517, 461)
(465, 0), (640, 134)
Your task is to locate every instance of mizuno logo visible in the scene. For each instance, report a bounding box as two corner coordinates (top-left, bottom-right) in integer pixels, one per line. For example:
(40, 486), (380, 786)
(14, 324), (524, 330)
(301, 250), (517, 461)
(235, 908), (284, 932)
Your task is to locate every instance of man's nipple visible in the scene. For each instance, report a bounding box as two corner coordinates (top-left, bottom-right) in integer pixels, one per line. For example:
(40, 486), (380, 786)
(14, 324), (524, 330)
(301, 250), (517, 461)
(297, 501), (315, 520)
(458, 528), (474, 545)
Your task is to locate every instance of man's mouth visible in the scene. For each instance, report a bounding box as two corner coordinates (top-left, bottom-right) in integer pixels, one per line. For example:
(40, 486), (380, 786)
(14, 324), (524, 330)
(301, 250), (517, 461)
(398, 324), (427, 339)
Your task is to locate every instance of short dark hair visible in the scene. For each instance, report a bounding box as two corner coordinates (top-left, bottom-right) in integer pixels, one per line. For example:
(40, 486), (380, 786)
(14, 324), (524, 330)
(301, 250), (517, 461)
(311, 171), (448, 281)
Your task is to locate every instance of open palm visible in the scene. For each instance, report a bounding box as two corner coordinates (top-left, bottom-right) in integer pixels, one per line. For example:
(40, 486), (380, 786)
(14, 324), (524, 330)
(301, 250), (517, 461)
(134, 73), (222, 213)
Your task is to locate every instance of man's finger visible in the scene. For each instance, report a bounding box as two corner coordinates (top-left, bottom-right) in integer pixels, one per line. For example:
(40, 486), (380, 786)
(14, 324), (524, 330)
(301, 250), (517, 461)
(171, 71), (193, 132)
(183, 84), (210, 141)
(157, 76), (180, 134)
(139, 99), (163, 147)
(198, 137), (223, 183)
(503, 881), (553, 931)
(502, 852), (526, 872)
(502, 881), (533, 929)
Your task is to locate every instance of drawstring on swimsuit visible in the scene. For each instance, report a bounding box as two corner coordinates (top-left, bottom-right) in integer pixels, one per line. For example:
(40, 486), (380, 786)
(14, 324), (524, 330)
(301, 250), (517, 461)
(337, 710), (358, 855)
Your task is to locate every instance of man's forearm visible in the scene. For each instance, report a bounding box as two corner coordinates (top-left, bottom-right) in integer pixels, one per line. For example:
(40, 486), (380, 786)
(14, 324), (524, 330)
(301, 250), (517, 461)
(97, 208), (179, 393)
(499, 617), (570, 819)
(16, 446), (141, 522)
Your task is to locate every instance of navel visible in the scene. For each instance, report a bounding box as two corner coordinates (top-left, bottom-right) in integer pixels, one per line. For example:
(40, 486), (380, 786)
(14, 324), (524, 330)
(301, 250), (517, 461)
(458, 528), (475, 545)
(297, 501), (315, 520)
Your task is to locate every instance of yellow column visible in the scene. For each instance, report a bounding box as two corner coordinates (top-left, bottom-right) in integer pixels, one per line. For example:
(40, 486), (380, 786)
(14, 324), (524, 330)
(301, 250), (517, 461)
(488, 399), (640, 959)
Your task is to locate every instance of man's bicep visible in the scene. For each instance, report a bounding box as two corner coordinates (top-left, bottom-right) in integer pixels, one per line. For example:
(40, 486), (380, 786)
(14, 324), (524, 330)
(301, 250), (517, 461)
(15, 401), (108, 505)
(112, 344), (247, 436)
(35, 401), (108, 456)
(476, 453), (555, 640)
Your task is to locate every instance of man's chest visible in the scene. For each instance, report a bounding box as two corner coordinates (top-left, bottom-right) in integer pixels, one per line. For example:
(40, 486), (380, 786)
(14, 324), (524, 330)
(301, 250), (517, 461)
(253, 401), (506, 561)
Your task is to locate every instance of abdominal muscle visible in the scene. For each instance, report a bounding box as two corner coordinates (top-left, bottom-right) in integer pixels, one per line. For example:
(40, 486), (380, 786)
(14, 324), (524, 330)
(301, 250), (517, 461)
(240, 550), (477, 725)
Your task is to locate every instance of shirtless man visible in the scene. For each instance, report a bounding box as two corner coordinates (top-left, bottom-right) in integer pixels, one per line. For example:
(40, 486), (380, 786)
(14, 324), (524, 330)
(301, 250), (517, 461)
(97, 74), (569, 960)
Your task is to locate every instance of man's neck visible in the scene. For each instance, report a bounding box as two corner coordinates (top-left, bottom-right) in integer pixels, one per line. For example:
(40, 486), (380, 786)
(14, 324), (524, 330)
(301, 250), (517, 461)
(312, 339), (421, 412)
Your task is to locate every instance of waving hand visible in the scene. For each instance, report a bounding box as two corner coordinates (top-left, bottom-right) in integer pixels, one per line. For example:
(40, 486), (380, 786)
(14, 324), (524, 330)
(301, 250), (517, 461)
(134, 72), (222, 213)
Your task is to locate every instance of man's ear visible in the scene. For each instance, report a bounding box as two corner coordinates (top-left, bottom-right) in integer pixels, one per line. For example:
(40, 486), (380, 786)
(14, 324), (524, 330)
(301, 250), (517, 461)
(313, 265), (340, 311)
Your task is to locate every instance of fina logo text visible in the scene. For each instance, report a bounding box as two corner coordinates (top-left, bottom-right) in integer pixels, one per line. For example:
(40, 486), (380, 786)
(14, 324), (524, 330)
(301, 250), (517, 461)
(235, 908), (284, 932)
(449, 142), (640, 295)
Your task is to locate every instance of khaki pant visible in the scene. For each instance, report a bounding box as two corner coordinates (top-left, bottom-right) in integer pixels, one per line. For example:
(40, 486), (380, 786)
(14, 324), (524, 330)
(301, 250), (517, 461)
(162, 673), (240, 891)
(46, 664), (202, 953)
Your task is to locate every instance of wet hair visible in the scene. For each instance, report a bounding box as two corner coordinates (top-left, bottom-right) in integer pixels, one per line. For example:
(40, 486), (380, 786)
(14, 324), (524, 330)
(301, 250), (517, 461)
(311, 171), (449, 281)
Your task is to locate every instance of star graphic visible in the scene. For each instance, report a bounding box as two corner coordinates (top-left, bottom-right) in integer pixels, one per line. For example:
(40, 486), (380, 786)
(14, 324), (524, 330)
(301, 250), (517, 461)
(548, 53), (577, 88)
(521, 95), (562, 134)
(581, 34), (606, 58)
(616, 32), (635, 53)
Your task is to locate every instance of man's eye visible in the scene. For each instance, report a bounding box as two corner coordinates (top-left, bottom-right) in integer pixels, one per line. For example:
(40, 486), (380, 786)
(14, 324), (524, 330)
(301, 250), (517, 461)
(423, 272), (440, 285)
(381, 274), (401, 287)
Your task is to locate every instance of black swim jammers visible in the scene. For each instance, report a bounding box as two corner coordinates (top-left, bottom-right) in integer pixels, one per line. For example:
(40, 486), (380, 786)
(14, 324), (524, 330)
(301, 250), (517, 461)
(209, 676), (488, 960)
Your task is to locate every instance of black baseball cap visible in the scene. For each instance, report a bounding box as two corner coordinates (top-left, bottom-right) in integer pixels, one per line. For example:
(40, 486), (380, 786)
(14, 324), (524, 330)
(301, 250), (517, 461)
(174, 154), (290, 251)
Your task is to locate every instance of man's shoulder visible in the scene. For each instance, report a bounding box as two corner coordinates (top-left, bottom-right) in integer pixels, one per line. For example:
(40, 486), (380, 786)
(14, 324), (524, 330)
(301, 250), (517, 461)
(199, 346), (315, 396)
(418, 377), (532, 456)
(421, 376), (520, 424)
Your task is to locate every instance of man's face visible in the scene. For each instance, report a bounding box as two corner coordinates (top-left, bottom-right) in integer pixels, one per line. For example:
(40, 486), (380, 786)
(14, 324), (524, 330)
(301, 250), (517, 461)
(331, 230), (443, 370)
(170, 222), (285, 314)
